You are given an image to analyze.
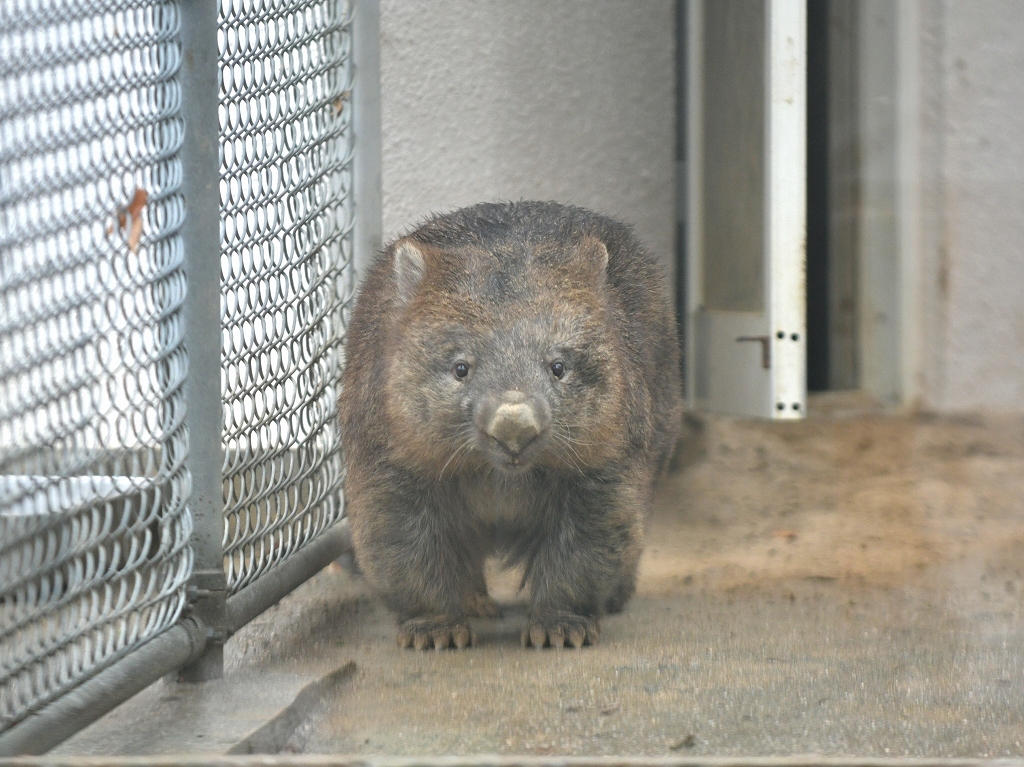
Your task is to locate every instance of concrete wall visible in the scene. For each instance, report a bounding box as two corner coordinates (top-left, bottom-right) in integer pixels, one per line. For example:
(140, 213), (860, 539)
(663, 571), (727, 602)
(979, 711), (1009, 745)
(377, 1), (677, 286)
(916, 0), (1024, 410)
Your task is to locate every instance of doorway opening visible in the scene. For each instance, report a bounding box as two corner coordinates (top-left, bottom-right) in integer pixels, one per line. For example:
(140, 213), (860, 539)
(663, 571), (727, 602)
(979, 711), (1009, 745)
(807, 0), (860, 393)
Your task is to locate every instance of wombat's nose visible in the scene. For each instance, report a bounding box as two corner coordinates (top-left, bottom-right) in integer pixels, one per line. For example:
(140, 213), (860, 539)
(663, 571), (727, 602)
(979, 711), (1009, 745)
(485, 402), (542, 455)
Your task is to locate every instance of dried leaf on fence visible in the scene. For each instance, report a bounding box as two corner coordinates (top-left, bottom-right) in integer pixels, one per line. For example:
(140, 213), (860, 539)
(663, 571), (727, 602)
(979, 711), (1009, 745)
(127, 187), (148, 218)
(128, 217), (144, 252)
(116, 188), (149, 252)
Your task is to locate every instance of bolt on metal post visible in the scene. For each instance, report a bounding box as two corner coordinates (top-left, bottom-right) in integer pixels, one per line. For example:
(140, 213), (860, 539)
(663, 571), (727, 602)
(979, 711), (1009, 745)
(175, 0), (227, 682)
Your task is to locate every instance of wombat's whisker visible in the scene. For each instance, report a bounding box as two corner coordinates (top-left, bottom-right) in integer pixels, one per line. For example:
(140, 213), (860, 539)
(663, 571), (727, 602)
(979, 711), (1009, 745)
(554, 421), (602, 448)
(440, 435), (475, 478)
(549, 423), (589, 474)
(556, 437), (587, 475)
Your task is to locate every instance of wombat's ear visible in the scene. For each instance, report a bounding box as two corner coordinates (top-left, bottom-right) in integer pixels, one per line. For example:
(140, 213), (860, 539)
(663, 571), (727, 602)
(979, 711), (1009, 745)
(393, 239), (427, 302)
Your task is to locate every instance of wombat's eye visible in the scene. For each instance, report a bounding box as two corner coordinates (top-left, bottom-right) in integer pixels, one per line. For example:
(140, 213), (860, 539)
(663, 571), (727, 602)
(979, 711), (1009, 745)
(550, 360), (566, 379)
(453, 361), (471, 380)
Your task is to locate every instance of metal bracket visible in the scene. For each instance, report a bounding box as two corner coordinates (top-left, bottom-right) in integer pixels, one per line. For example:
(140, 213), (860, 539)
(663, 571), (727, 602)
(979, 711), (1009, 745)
(174, 569), (227, 682)
(736, 335), (771, 369)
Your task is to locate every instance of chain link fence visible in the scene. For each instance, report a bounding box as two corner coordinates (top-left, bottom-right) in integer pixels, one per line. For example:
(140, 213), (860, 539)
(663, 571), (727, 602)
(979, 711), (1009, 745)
(0, 0), (192, 731)
(219, 0), (354, 594)
(0, 0), (355, 748)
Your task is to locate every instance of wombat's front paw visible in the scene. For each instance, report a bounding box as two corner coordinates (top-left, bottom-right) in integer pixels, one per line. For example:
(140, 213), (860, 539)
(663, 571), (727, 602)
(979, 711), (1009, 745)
(521, 611), (599, 649)
(397, 616), (473, 650)
(464, 593), (501, 618)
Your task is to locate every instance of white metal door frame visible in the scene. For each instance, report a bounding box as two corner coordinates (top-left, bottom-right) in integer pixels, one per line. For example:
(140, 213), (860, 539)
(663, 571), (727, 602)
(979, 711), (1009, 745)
(767, 0), (807, 418)
(686, 0), (807, 419)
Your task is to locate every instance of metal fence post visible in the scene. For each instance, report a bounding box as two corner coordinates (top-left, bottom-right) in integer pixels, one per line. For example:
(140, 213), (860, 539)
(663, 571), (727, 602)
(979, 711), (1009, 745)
(176, 0), (227, 682)
(353, 0), (384, 280)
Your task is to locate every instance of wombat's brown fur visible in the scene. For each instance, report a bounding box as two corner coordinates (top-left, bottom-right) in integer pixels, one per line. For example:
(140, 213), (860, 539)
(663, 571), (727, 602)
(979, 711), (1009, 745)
(340, 201), (681, 650)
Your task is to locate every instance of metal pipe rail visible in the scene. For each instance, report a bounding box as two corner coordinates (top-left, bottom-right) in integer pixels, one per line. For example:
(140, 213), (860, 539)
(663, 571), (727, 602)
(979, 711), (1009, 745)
(0, 621), (208, 758)
(0, 523), (351, 757)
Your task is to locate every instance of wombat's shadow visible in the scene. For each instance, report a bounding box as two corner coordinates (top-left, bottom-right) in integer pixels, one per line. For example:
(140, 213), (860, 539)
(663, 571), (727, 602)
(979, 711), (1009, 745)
(467, 601), (531, 648)
(468, 560), (567, 648)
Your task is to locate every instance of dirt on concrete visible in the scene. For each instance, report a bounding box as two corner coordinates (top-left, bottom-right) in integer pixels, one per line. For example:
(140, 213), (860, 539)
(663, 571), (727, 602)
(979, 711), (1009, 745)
(57, 398), (1024, 758)
(645, 401), (1024, 602)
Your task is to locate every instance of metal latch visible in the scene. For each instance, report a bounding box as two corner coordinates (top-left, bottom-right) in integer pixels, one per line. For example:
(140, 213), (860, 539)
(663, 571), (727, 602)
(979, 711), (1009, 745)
(736, 335), (771, 369)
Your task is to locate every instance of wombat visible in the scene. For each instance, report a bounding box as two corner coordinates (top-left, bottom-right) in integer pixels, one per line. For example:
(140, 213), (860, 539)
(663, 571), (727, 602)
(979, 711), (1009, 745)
(339, 201), (681, 650)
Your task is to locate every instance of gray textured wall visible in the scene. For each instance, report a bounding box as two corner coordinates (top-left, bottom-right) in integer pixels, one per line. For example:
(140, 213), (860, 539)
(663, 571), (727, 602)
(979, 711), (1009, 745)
(374, 1), (1024, 411)
(918, 0), (1024, 410)
(377, 0), (677, 286)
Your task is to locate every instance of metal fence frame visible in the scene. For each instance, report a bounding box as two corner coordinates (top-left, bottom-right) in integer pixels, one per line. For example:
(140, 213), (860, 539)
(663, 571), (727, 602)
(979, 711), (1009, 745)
(0, 0), (382, 755)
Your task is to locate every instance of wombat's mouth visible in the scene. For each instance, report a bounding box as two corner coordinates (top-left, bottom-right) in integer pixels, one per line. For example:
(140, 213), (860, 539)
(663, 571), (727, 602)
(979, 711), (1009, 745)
(493, 454), (534, 474)
(480, 431), (547, 474)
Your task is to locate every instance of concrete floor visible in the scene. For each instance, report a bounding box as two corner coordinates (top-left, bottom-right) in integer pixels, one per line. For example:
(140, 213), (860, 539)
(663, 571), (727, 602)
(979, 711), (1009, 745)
(57, 399), (1024, 757)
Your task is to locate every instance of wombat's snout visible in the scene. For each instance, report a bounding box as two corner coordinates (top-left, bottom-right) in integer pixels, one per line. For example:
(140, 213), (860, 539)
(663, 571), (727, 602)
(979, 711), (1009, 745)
(487, 403), (540, 454)
(477, 391), (551, 460)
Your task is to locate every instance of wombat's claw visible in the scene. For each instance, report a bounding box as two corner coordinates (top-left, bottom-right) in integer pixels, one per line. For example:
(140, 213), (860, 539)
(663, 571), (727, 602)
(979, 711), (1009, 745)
(397, 618), (472, 650)
(521, 614), (599, 649)
(464, 593), (501, 618)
